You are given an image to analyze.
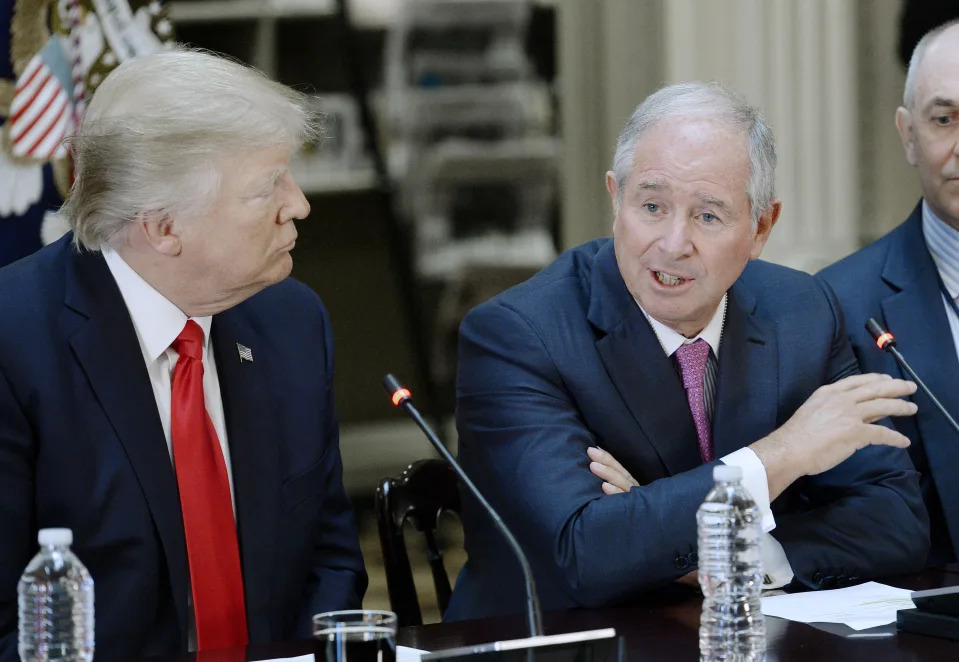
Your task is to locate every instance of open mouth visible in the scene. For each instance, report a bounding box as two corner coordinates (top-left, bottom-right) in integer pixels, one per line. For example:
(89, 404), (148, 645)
(653, 270), (690, 287)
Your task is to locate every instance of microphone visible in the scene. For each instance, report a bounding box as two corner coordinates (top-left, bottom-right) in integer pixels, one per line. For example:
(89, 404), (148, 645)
(865, 318), (959, 435)
(383, 374), (544, 637)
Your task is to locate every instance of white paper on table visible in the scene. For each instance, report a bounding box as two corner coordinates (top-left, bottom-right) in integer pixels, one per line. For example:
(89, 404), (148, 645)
(257, 646), (426, 662)
(397, 645), (427, 662)
(258, 655), (315, 662)
(760, 581), (915, 631)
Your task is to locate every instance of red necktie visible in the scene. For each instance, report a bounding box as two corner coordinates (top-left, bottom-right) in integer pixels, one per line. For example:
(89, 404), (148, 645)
(171, 320), (248, 650)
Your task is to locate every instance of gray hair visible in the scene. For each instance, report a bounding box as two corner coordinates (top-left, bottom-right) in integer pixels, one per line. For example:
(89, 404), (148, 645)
(62, 46), (320, 250)
(611, 81), (776, 225)
(903, 19), (959, 109)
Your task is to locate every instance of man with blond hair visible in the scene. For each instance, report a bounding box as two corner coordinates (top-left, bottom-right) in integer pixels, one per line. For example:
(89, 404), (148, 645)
(0, 49), (366, 660)
(820, 19), (959, 565)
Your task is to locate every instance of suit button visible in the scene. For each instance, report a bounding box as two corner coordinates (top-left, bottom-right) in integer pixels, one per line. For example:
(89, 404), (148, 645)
(688, 552), (698, 566)
(812, 572), (822, 585)
(675, 555), (690, 570)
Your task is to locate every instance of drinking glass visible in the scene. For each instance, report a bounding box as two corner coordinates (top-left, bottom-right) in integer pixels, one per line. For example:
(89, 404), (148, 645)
(312, 610), (398, 662)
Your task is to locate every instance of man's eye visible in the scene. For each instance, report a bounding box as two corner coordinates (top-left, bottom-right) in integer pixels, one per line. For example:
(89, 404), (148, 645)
(644, 203), (660, 213)
(701, 213), (717, 223)
(934, 115), (953, 126)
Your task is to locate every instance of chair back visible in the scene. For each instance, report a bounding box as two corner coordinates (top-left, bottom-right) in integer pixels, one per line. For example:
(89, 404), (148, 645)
(375, 459), (461, 626)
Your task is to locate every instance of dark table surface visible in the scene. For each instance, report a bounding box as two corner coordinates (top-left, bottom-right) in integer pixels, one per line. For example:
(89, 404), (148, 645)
(150, 566), (959, 662)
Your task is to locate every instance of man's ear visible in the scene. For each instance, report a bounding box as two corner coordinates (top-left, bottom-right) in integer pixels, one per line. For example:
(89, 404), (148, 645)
(749, 200), (781, 260)
(895, 106), (918, 167)
(137, 211), (181, 256)
(606, 171), (619, 218)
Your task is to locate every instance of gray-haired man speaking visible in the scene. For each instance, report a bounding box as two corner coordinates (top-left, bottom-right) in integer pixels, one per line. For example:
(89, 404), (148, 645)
(446, 81), (928, 621)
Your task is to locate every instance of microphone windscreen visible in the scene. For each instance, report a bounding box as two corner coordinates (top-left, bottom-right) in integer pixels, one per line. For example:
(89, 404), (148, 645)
(865, 317), (888, 341)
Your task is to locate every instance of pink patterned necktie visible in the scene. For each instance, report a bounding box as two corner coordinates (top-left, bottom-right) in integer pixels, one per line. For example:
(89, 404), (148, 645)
(675, 339), (713, 462)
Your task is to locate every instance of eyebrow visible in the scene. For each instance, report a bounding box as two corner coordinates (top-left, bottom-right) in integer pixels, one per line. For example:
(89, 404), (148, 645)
(637, 180), (668, 191)
(923, 96), (959, 113)
(699, 194), (731, 212)
(634, 181), (732, 210)
(240, 168), (288, 200)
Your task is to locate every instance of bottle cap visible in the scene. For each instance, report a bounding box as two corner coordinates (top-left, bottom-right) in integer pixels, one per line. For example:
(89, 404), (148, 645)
(713, 464), (742, 482)
(38, 528), (73, 546)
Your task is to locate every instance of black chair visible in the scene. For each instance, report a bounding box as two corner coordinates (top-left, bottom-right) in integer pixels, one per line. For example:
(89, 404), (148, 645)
(375, 459), (462, 626)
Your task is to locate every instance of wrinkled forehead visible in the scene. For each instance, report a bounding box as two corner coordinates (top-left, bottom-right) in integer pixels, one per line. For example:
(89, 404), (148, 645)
(636, 116), (748, 161)
(629, 118), (751, 194)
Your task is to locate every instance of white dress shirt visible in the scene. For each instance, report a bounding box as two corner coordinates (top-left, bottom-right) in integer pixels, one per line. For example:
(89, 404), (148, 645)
(921, 200), (959, 363)
(102, 246), (235, 650)
(101, 247), (235, 506)
(638, 295), (795, 588)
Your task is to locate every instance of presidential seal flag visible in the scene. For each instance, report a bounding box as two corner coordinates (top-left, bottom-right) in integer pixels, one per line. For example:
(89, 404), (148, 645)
(0, 0), (175, 267)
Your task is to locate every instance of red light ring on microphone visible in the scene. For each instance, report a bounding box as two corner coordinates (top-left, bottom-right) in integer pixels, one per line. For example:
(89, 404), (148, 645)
(876, 332), (894, 349)
(391, 388), (412, 406)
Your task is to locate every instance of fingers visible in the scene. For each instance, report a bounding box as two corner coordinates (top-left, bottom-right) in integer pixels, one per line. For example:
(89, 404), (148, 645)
(831, 373), (917, 400)
(588, 448), (638, 488)
(858, 397), (918, 423)
(850, 377), (917, 403)
(587, 446), (634, 478)
(589, 460), (636, 492)
(863, 423), (912, 449)
(587, 446), (638, 492)
(830, 373), (894, 391)
(602, 481), (626, 495)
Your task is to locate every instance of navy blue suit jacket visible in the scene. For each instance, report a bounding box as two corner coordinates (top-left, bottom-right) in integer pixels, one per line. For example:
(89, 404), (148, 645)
(446, 238), (928, 621)
(819, 204), (959, 563)
(0, 236), (367, 660)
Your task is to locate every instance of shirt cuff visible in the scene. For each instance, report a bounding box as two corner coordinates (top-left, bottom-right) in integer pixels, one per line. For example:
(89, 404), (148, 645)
(721, 447), (776, 533)
(761, 533), (795, 589)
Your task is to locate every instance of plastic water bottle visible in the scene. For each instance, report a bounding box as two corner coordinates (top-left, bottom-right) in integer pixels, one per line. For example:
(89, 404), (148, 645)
(697, 465), (765, 661)
(18, 528), (95, 662)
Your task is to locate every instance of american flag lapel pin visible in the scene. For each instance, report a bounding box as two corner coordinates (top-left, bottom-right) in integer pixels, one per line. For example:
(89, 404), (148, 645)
(236, 343), (254, 363)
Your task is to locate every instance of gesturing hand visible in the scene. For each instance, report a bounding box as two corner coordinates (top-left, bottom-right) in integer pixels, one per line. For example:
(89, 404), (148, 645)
(751, 373), (918, 500)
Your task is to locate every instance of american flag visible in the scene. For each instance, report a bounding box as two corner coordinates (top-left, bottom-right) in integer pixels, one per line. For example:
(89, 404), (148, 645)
(236, 344), (254, 363)
(8, 36), (75, 161)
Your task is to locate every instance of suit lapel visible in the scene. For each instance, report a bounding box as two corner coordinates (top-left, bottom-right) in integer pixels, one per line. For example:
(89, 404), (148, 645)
(711, 282), (779, 459)
(212, 309), (279, 643)
(880, 209), (959, 553)
(63, 248), (189, 643)
(588, 243), (702, 475)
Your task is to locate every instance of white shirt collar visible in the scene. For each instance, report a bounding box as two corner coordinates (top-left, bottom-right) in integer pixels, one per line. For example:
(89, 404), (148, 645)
(922, 199), (959, 300)
(101, 247), (212, 361)
(637, 294), (727, 359)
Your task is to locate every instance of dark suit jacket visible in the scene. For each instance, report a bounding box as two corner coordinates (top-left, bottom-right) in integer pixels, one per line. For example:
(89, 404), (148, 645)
(819, 203), (959, 564)
(445, 238), (929, 621)
(0, 236), (367, 661)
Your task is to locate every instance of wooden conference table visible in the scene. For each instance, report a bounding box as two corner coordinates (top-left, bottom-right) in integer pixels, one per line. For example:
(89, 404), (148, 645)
(148, 567), (959, 662)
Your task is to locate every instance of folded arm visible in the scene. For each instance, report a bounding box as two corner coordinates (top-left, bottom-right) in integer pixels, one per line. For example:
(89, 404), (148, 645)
(457, 301), (718, 607)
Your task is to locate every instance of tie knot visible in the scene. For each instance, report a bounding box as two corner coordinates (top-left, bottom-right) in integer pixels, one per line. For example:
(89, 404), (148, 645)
(173, 320), (204, 361)
(674, 338), (710, 390)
